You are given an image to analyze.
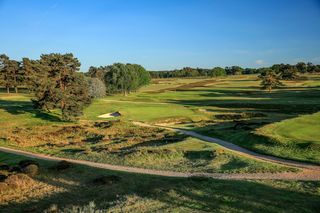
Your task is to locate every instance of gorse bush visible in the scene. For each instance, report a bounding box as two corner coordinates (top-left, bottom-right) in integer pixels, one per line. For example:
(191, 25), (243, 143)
(22, 164), (39, 177)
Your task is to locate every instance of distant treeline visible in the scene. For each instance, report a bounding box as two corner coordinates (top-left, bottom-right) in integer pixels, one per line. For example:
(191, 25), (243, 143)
(149, 62), (320, 78)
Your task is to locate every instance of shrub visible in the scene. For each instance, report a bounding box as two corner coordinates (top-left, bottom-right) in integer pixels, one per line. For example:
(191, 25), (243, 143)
(18, 159), (39, 168)
(22, 164), (39, 177)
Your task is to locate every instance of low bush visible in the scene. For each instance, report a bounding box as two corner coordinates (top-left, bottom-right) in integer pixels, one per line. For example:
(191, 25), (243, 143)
(22, 164), (39, 177)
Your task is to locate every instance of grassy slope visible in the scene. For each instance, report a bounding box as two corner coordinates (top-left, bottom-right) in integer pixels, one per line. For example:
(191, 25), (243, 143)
(258, 112), (320, 145)
(91, 74), (320, 164)
(1, 151), (319, 213)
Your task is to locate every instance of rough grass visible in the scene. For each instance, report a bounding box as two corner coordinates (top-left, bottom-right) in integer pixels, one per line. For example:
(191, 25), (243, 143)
(0, 152), (319, 213)
(0, 120), (292, 174)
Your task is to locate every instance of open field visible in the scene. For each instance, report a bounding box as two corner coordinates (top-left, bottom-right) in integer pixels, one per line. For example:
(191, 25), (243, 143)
(1, 151), (320, 213)
(1, 74), (320, 211)
(85, 74), (320, 164)
(1, 74), (320, 166)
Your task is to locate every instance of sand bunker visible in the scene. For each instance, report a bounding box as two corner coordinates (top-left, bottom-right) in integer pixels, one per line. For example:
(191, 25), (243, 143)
(98, 111), (121, 118)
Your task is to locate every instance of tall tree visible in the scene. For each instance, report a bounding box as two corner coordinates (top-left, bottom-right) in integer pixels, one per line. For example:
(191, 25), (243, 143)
(87, 66), (107, 81)
(27, 53), (90, 121)
(296, 62), (307, 73)
(259, 69), (283, 93)
(104, 63), (150, 95)
(280, 66), (299, 80)
(0, 54), (23, 93)
(211, 67), (226, 77)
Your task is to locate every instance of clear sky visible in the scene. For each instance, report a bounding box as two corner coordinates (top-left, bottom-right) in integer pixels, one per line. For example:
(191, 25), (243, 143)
(0, 0), (320, 71)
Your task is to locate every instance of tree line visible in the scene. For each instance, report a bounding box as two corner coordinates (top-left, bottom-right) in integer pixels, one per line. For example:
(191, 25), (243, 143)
(0, 53), (150, 120)
(87, 63), (150, 96)
(149, 62), (320, 78)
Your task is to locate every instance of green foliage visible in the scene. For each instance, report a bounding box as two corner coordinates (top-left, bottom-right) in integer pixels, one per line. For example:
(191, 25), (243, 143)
(0, 54), (24, 93)
(104, 63), (150, 95)
(211, 67), (226, 77)
(259, 69), (283, 92)
(225, 66), (243, 75)
(25, 53), (91, 121)
(87, 66), (106, 82)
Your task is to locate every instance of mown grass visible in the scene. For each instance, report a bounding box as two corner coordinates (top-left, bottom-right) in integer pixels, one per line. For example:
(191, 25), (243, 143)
(0, 152), (319, 213)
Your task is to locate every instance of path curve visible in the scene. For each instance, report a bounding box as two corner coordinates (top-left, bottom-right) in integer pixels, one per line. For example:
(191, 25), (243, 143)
(133, 122), (320, 171)
(1, 146), (320, 181)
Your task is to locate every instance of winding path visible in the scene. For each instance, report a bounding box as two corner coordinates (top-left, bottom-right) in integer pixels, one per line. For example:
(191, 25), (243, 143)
(133, 122), (320, 171)
(1, 121), (320, 181)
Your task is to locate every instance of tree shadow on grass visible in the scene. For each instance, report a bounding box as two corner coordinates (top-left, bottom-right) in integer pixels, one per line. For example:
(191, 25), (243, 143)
(0, 99), (61, 122)
(2, 159), (319, 212)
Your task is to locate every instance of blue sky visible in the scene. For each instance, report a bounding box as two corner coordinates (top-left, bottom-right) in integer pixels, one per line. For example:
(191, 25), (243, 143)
(0, 0), (320, 71)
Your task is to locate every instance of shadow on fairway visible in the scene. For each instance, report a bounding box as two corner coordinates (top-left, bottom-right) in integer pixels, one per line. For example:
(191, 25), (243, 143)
(0, 99), (61, 122)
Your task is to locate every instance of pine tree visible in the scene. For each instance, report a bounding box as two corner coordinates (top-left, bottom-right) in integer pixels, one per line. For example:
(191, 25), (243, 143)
(259, 69), (283, 93)
(26, 53), (90, 121)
